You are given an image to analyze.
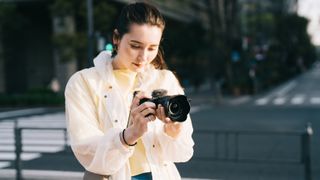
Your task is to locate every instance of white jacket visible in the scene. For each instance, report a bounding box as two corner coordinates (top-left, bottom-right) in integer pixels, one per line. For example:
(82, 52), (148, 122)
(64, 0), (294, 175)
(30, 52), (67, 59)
(65, 51), (194, 180)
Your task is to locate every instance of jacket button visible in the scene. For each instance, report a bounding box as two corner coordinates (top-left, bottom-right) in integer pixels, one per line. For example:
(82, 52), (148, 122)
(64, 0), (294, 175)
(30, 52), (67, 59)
(108, 85), (112, 89)
(114, 119), (118, 123)
(104, 95), (107, 98)
(152, 144), (155, 148)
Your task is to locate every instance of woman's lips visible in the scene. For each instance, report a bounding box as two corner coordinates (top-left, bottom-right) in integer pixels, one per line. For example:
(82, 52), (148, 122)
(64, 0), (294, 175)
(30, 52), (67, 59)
(132, 63), (144, 68)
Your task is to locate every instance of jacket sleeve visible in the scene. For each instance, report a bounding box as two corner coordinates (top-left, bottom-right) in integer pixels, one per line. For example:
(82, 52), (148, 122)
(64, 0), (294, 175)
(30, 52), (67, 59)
(65, 71), (133, 175)
(155, 71), (194, 162)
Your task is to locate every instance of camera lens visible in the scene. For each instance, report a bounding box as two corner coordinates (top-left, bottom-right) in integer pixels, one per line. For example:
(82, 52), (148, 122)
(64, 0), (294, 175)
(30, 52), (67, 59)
(167, 95), (190, 122)
(169, 102), (182, 115)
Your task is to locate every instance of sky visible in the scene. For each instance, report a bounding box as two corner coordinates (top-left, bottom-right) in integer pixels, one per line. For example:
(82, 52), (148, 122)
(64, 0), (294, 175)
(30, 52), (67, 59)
(298, 0), (320, 46)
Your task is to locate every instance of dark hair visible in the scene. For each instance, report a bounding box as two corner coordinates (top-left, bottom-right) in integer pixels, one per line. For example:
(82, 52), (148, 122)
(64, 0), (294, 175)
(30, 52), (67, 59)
(113, 2), (167, 69)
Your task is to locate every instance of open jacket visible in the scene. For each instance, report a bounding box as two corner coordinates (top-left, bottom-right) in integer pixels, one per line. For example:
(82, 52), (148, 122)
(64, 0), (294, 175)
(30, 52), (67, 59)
(65, 51), (194, 180)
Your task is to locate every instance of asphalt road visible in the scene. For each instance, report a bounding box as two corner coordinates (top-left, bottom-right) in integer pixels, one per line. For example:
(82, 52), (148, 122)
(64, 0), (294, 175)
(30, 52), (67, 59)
(1, 63), (320, 180)
(178, 62), (320, 180)
(178, 105), (320, 180)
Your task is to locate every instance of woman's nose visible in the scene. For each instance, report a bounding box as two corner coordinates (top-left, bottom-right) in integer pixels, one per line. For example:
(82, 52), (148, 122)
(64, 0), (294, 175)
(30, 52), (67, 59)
(137, 49), (148, 62)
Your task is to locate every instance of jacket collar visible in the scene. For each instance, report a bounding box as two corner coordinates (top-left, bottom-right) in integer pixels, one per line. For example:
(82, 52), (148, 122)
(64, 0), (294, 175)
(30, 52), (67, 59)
(93, 51), (114, 84)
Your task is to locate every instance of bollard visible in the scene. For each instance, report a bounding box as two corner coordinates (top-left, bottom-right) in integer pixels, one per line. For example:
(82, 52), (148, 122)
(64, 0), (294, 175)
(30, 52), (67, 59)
(301, 122), (313, 180)
(14, 126), (22, 180)
(64, 129), (68, 151)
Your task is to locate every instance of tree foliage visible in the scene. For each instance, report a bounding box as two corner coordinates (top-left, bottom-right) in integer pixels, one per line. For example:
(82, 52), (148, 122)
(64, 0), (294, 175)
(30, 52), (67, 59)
(50, 0), (118, 67)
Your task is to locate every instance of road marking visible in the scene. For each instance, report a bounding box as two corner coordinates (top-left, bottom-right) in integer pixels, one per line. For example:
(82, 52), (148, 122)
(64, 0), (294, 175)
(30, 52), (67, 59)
(273, 97), (286, 105)
(0, 113), (67, 169)
(230, 96), (251, 105)
(0, 152), (41, 161)
(291, 94), (305, 105)
(190, 105), (211, 114)
(191, 106), (201, 113)
(255, 81), (296, 106)
(0, 145), (14, 151)
(273, 81), (296, 97)
(256, 96), (320, 106)
(0, 162), (10, 169)
(0, 108), (48, 119)
(255, 98), (269, 105)
(310, 97), (320, 104)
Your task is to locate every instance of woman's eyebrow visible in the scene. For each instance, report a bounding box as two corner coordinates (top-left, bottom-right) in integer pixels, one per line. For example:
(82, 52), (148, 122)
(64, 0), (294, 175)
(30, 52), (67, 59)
(130, 40), (142, 44)
(130, 40), (159, 47)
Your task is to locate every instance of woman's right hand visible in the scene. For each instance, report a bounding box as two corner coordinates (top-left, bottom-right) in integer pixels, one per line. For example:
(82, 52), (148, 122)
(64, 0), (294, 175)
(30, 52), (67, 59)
(121, 91), (156, 146)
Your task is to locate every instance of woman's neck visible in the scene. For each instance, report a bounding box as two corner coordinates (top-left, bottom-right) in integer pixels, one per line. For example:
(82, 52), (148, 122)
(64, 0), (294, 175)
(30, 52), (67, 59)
(112, 57), (123, 70)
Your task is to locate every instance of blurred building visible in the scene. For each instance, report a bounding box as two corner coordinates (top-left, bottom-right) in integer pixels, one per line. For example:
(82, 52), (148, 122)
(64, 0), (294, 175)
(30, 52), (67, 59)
(1, 0), (303, 95)
(0, 0), (206, 94)
(0, 1), (54, 94)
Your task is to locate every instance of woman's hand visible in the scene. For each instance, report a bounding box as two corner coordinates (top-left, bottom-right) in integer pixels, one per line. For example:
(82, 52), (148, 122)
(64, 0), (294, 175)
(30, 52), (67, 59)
(156, 104), (182, 139)
(121, 91), (156, 146)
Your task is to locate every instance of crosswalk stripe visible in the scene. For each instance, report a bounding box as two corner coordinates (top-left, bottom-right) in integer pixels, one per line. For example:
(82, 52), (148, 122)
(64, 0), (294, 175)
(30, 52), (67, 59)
(291, 95), (305, 105)
(255, 95), (320, 106)
(273, 97), (286, 105)
(0, 152), (41, 161)
(0, 162), (10, 169)
(310, 97), (320, 104)
(255, 98), (269, 105)
(0, 112), (67, 169)
(0, 146), (14, 151)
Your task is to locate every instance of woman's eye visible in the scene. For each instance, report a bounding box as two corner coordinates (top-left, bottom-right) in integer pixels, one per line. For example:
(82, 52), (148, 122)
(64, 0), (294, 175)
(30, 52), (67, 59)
(130, 44), (140, 49)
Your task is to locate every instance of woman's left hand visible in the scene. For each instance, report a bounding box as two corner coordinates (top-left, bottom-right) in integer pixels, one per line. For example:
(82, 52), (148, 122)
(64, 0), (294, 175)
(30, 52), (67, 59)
(155, 104), (182, 139)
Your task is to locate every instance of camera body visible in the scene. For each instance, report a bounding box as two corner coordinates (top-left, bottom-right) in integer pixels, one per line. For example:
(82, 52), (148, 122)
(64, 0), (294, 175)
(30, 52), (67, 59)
(139, 89), (190, 122)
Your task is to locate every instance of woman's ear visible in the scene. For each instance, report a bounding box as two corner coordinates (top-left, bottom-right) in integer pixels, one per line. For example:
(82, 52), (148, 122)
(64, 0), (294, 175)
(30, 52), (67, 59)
(113, 29), (120, 46)
(112, 29), (120, 57)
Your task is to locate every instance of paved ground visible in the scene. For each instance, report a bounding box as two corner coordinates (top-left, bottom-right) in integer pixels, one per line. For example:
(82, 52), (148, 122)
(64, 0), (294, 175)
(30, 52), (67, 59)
(0, 105), (218, 180)
(1, 68), (319, 180)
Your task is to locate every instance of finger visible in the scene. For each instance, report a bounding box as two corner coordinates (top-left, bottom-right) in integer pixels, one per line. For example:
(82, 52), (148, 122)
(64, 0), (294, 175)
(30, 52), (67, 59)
(146, 115), (156, 122)
(160, 105), (166, 121)
(141, 108), (156, 117)
(150, 115), (156, 121)
(156, 104), (165, 123)
(131, 91), (150, 109)
(135, 101), (156, 113)
(156, 105), (161, 118)
(165, 117), (172, 123)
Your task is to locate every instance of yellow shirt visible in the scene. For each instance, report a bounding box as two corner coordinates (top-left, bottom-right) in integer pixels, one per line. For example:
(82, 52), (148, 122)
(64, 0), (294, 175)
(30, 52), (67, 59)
(113, 69), (151, 176)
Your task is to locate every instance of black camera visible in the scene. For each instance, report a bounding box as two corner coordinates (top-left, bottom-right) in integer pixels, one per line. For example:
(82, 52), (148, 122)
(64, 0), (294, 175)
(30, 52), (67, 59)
(138, 89), (190, 122)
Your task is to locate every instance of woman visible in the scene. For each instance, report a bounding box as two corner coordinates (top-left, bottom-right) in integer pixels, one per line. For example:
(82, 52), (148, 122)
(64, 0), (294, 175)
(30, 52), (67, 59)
(65, 2), (194, 180)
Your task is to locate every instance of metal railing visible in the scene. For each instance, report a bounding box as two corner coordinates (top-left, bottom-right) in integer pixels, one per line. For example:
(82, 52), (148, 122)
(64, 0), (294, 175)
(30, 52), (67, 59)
(194, 123), (313, 180)
(14, 126), (69, 180)
(0, 110), (68, 180)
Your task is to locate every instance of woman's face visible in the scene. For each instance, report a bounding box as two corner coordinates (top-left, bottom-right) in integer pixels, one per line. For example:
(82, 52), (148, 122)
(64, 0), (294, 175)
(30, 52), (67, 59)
(113, 23), (163, 72)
